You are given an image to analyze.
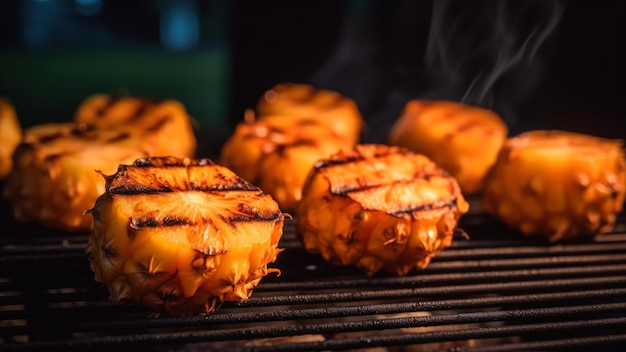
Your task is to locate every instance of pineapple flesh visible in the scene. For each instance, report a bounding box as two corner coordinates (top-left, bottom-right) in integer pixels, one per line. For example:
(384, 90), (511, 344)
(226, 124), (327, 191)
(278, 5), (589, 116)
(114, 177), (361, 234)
(3, 95), (197, 232)
(220, 114), (354, 212)
(0, 98), (22, 180)
(256, 83), (364, 144)
(389, 100), (508, 194)
(482, 130), (626, 242)
(4, 123), (153, 231)
(296, 144), (469, 276)
(74, 94), (197, 158)
(86, 156), (284, 316)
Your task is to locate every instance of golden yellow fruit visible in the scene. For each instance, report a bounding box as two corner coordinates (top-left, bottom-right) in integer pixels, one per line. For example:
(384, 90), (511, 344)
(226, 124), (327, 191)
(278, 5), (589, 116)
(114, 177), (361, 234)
(296, 144), (469, 276)
(75, 94), (197, 158)
(3, 123), (152, 231)
(482, 130), (626, 242)
(3, 95), (198, 231)
(86, 156), (284, 316)
(0, 98), (22, 179)
(389, 100), (508, 194)
(220, 114), (354, 212)
(256, 83), (364, 143)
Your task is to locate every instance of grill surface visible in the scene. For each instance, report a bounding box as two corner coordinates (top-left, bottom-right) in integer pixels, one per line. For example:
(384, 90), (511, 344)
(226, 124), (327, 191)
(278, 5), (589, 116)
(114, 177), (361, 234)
(1, 197), (626, 351)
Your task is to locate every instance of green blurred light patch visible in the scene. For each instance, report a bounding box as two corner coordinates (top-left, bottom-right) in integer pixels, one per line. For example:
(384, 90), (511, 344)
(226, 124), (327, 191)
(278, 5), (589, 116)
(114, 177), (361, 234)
(0, 49), (229, 129)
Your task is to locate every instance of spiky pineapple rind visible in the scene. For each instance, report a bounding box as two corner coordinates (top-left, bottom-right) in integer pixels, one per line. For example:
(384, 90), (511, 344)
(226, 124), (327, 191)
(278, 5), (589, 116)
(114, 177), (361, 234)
(87, 156), (285, 316)
(296, 144), (469, 277)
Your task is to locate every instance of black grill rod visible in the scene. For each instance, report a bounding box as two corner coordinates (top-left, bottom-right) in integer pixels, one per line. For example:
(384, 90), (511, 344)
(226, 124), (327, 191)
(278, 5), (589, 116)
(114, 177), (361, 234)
(2, 274), (625, 324)
(460, 334), (626, 352)
(252, 322), (626, 352)
(3, 305), (626, 351)
(71, 288), (626, 331)
(257, 263), (626, 291)
(244, 276), (626, 306)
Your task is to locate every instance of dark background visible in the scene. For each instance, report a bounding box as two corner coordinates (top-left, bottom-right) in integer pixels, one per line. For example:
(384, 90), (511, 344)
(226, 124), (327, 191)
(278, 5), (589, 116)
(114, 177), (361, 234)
(0, 0), (624, 149)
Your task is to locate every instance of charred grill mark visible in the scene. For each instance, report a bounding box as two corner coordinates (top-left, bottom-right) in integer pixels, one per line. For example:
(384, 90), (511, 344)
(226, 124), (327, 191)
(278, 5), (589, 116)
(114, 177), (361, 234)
(387, 197), (458, 216)
(105, 132), (131, 143)
(146, 115), (171, 132)
(39, 132), (64, 143)
(44, 153), (63, 163)
(130, 215), (193, 228)
(131, 100), (154, 120)
(315, 149), (411, 170)
(228, 202), (283, 223)
(131, 217), (159, 228)
(331, 172), (443, 196)
(70, 124), (97, 136)
(162, 216), (192, 226)
(96, 95), (122, 117)
(109, 181), (259, 195)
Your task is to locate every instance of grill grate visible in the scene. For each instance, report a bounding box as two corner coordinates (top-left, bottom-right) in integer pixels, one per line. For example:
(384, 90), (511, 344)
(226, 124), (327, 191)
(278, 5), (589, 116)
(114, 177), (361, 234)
(1, 203), (626, 351)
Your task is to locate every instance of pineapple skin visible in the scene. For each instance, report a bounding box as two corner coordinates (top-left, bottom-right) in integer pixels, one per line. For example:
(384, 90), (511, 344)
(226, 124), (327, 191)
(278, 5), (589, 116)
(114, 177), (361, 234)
(296, 144), (469, 276)
(220, 115), (354, 213)
(256, 83), (364, 144)
(86, 157), (285, 316)
(0, 98), (22, 179)
(389, 100), (508, 194)
(482, 130), (626, 242)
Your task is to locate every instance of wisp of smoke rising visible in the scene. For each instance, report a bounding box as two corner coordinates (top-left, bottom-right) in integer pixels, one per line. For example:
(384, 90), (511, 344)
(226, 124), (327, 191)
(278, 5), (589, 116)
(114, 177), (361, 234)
(425, 1), (564, 115)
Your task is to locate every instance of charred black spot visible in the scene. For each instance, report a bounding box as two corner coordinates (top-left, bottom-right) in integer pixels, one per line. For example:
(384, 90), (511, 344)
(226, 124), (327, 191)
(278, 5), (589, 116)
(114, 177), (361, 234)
(132, 217), (160, 228)
(131, 100), (154, 120)
(44, 153), (63, 162)
(146, 116), (171, 132)
(70, 124), (97, 136)
(162, 216), (192, 226)
(106, 132), (131, 143)
(39, 132), (64, 143)
(97, 95), (123, 116)
(110, 184), (173, 195)
(387, 197), (458, 217)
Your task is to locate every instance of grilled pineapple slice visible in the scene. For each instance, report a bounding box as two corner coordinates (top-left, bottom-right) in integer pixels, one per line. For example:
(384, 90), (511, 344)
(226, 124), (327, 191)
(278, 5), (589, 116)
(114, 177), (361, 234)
(0, 98), (22, 179)
(75, 94), (197, 158)
(256, 83), (364, 143)
(296, 144), (469, 276)
(220, 114), (354, 212)
(86, 156), (284, 316)
(482, 130), (626, 241)
(389, 100), (507, 194)
(3, 123), (153, 231)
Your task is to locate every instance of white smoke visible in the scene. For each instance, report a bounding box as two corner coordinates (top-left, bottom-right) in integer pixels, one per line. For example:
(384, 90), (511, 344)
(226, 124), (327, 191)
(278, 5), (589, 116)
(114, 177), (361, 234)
(426, 1), (564, 112)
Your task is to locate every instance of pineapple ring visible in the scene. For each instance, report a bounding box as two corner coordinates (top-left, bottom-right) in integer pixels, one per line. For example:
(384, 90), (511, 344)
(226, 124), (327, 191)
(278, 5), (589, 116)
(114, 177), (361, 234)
(86, 156), (284, 316)
(296, 144), (469, 276)
(220, 114), (354, 212)
(0, 98), (22, 180)
(256, 83), (364, 143)
(388, 100), (508, 194)
(482, 130), (626, 241)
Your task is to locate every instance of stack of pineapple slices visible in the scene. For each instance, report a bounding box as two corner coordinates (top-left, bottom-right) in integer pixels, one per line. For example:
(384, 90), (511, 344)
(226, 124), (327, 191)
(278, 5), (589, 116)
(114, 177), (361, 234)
(86, 157), (284, 316)
(3, 95), (197, 231)
(221, 83), (363, 212)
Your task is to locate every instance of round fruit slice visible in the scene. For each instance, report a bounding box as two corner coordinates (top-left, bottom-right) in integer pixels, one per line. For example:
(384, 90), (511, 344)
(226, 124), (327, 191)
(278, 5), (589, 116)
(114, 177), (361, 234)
(86, 156), (284, 316)
(483, 130), (626, 241)
(296, 144), (469, 276)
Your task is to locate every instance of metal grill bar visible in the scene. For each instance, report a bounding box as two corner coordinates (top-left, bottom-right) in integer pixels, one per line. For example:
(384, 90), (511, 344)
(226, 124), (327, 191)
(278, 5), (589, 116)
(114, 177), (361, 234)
(4, 305), (626, 350)
(2, 214), (626, 351)
(254, 322), (626, 352)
